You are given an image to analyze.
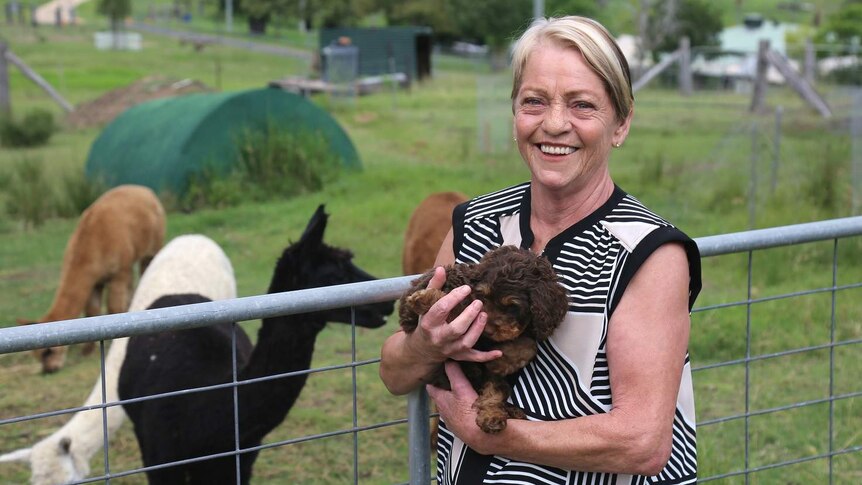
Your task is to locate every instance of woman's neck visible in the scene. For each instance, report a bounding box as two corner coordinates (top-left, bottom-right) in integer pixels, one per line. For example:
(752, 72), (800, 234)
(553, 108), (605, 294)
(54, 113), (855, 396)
(529, 178), (615, 253)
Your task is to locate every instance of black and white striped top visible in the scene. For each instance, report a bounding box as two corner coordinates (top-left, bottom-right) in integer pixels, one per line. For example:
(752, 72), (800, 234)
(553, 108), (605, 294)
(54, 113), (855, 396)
(437, 182), (702, 485)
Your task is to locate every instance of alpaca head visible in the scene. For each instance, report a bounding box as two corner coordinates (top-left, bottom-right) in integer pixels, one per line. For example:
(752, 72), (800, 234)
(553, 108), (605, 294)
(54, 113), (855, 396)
(0, 435), (88, 485)
(33, 345), (67, 375)
(15, 319), (68, 374)
(269, 205), (394, 328)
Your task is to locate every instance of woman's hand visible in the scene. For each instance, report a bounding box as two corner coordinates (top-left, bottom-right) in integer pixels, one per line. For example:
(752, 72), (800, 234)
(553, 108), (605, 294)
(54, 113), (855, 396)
(406, 266), (502, 364)
(426, 360), (485, 446)
(380, 266), (501, 395)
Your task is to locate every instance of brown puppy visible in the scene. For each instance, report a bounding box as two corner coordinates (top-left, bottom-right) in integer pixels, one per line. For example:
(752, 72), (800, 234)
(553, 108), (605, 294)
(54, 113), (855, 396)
(399, 245), (568, 433)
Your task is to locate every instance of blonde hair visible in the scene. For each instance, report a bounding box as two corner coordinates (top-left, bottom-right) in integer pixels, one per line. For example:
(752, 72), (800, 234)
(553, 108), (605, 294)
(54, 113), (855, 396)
(510, 16), (633, 121)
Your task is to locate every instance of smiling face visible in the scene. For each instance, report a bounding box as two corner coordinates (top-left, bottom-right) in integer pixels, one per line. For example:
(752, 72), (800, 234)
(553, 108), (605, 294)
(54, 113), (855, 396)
(513, 40), (632, 195)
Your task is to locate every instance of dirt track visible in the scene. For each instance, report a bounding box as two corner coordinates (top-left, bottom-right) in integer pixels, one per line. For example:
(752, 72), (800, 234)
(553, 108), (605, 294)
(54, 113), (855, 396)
(33, 0), (90, 26)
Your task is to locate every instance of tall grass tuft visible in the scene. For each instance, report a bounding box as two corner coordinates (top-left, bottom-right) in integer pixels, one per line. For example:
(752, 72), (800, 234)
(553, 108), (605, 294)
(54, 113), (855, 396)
(55, 172), (108, 218)
(4, 158), (54, 228)
(236, 122), (342, 197)
(805, 138), (849, 212)
(182, 122), (343, 211)
(0, 109), (57, 148)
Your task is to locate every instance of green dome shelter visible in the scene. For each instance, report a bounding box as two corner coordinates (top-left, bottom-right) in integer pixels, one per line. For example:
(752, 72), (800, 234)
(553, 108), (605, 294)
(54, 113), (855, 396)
(85, 87), (361, 196)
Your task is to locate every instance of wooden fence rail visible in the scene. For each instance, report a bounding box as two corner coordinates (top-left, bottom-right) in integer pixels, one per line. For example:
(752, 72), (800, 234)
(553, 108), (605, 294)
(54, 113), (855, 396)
(0, 39), (74, 115)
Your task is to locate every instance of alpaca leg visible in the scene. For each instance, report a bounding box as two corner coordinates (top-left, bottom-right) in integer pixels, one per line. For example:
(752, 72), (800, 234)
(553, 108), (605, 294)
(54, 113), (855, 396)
(80, 284), (104, 356)
(188, 456), (246, 485)
(139, 255), (154, 276)
(105, 269), (133, 314)
(145, 466), (188, 485)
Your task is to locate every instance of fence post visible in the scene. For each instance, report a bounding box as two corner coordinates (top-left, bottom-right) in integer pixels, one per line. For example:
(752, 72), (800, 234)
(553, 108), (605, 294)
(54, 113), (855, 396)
(749, 39), (769, 114)
(749, 121), (759, 229)
(0, 40), (10, 117)
(407, 389), (431, 485)
(804, 38), (816, 85)
(678, 36), (692, 96)
(771, 105), (782, 195)
(853, 88), (862, 215)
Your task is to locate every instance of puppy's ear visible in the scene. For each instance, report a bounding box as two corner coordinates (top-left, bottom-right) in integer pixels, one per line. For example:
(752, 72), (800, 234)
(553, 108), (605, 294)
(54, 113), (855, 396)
(17, 318), (36, 325)
(528, 266), (568, 341)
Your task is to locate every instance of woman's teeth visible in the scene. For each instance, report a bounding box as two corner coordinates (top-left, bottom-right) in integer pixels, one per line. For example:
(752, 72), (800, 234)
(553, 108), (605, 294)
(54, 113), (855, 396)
(539, 144), (575, 155)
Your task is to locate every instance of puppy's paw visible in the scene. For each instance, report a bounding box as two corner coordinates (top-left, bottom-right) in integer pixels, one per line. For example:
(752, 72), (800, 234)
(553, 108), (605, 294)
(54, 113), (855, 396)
(476, 412), (508, 434)
(406, 288), (446, 314)
(506, 404), (526, 420)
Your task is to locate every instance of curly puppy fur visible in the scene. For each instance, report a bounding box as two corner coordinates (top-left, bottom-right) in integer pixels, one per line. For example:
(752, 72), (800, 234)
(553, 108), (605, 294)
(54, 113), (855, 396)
(399, 245), (568, 433)
(23, 184), (166, 373)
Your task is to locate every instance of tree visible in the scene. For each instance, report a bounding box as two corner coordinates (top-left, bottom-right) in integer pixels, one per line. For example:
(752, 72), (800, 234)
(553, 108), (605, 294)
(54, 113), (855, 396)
(641, 0), (722, 60)
(545, 0), (599, 20)
(97, 0), (131, 34)
(816, 1), (862, 50)
(242, 0), (286, 33)
(382, 0), (458, 42)
(654, 0), (722, 53)
(449, 0), (532, 50)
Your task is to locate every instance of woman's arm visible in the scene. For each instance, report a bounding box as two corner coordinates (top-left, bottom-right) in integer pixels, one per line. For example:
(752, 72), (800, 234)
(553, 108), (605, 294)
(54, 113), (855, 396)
(428, 242), (691, 476)
(379, 229), (502, 395)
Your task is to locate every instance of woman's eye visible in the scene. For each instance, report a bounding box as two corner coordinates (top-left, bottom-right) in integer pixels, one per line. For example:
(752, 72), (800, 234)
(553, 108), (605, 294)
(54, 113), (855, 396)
(573, 101), (594, 110)
(523, 98), (543, 106)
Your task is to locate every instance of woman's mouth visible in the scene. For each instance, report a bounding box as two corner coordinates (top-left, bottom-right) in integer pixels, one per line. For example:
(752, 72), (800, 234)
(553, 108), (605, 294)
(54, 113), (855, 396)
(538, 144), (576, 155)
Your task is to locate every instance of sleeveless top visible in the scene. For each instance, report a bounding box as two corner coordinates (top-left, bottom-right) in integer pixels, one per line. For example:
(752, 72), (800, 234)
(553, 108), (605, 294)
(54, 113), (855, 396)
(436, 182), (702, 485)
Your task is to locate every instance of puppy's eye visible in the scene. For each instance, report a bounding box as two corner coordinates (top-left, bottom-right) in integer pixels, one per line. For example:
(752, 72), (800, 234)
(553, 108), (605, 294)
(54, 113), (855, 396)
(501, 296), (525, 311)
(474, 283), (491, 298)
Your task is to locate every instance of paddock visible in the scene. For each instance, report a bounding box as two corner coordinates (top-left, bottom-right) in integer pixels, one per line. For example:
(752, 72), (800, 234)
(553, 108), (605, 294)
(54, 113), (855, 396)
(1, 217), (861, 483)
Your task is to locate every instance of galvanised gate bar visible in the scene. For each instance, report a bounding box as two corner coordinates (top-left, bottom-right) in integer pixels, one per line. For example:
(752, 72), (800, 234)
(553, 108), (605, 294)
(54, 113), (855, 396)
(1, 217), (861, 484)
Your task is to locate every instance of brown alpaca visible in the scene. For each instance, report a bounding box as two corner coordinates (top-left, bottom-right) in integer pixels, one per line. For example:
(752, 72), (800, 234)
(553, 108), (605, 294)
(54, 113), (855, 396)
(22, 185), (166, 373)
(399, 245), (569, 433)
(402, 191), (469, 275)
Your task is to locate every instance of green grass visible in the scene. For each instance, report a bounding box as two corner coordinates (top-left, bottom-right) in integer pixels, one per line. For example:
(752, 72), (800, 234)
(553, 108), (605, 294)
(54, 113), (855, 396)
(1, 20), (861, 484)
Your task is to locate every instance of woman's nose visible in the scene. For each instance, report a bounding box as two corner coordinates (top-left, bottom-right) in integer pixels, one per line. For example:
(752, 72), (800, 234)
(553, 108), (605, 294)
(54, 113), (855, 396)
(541, 103), (571, 134)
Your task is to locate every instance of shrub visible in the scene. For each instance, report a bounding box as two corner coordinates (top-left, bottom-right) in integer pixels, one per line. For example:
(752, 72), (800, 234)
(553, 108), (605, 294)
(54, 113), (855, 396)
(0, 109), (58, 148)
(825, 64), (862, 86)
(55, 172), (108, 218)
(180, 123), (343, 210)
(236, 123), (341, 196)
(4, 158), (54, 228)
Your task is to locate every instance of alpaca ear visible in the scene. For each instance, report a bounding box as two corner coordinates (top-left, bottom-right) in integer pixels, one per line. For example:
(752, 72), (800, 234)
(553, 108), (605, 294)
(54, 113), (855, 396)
(0, 447), (31, 462)
(298, 204), (328, 250)
(58, 437), (72, 454)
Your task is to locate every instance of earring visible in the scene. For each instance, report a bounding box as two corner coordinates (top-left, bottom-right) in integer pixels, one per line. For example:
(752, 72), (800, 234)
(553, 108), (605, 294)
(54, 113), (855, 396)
(613, 142), (621, 148)
(513, 136), (517, 142)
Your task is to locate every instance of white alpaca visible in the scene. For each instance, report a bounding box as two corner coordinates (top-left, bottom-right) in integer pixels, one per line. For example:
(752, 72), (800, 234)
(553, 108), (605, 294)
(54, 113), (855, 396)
(0, 235), (237, 485)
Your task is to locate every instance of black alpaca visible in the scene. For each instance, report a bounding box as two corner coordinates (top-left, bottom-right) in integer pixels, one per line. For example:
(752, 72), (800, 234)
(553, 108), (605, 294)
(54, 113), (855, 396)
(118, 206), (394, 484)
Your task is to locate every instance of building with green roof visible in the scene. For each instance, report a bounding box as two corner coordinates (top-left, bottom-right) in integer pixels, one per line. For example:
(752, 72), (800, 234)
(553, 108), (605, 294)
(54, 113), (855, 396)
(85, 87), (361, 196)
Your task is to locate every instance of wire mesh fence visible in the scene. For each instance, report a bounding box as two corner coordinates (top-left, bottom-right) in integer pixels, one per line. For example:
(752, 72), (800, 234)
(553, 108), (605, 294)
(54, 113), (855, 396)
(1, 219), (861, 483)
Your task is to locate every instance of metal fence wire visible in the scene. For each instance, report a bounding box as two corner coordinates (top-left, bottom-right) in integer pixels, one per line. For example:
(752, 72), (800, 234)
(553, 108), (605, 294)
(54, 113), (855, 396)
(1, 217), (861, 484)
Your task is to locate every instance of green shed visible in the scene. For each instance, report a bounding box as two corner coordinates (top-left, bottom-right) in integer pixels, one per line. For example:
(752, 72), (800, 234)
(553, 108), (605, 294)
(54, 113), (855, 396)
(85, 87), (361, 196)
(320, 26), (433, 81)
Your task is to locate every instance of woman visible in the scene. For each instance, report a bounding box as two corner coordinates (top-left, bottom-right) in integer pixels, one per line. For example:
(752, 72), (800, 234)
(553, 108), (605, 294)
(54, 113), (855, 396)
(380, 16), (702, 484)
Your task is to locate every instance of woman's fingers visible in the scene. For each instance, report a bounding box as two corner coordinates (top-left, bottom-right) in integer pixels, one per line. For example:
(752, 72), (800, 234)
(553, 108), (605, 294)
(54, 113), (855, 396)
(427, 266), (447, 290)
(443, 360), (474, 394)
(422, 285), (473, 330)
